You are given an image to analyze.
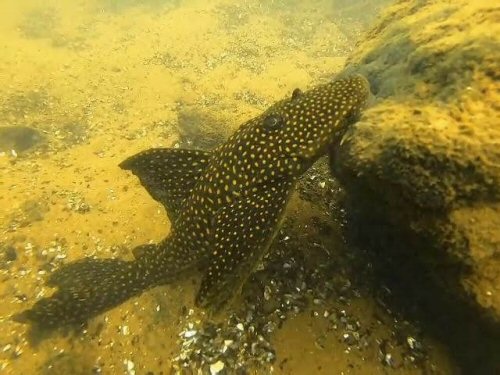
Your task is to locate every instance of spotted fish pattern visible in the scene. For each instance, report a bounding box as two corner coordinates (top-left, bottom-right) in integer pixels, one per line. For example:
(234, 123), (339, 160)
(15, 74), (370, 327)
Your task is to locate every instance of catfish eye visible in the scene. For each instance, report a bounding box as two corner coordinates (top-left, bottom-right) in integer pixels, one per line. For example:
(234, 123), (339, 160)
(291, 88), (303, 100)
(263, 113), (284, 131)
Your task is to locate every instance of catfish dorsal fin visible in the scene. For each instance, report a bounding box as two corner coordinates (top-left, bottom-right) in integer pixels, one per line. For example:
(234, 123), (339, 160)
(120, 148), (211, 222)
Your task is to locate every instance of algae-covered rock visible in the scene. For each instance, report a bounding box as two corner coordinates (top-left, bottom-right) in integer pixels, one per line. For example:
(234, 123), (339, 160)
(331, 0), (500, 323)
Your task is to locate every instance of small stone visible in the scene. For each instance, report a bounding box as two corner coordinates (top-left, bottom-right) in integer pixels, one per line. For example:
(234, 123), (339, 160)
(124, 359), (135, 375)
(383, 353), (394, 367)
(264, 285), (271, 300)
(184, 330), (197, 338)
(210, 360), (225, 374)
(121, 325), (129, 335)
(222, 339), (234, 353)
(407, 336), (417, 350)
(12, 346), (23, 358)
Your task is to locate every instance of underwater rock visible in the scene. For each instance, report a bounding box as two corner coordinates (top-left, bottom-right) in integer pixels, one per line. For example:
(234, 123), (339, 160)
(330, 0), (499, 370)
(0, 126), (45, 154)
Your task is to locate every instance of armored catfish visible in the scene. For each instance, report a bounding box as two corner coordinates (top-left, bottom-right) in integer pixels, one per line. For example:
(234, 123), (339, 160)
(15, 74), (370, 327)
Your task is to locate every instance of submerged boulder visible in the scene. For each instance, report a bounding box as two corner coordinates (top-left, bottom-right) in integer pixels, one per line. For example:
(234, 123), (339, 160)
(330, 0), (499, 333)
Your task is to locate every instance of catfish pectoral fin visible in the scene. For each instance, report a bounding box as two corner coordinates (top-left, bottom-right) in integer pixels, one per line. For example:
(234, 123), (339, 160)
(14, 258), (148, 328)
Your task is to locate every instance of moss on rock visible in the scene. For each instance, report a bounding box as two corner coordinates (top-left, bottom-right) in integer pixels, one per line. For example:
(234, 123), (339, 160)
(331, 0), (500, 324)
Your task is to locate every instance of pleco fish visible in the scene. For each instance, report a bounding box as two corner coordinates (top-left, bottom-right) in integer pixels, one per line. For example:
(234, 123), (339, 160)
(15, 74), (370, 328)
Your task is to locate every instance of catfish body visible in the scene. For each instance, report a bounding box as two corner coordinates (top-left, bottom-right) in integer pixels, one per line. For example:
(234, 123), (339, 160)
(15, 74), (370, 327)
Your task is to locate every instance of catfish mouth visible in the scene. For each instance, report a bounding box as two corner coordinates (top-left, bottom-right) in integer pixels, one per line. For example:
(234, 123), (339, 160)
(292, 113), (359, 162)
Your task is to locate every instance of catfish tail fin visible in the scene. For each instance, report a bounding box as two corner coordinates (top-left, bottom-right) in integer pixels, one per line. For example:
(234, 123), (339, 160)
(13, 258), (150, 328)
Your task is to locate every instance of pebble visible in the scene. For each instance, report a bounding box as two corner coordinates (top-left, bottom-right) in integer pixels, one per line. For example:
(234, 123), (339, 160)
(124, 359), (135, 375)
(120, 325), (129, 335)
(222, 339), (233, 351)
(407, 336), (417, 350)
(184, 330), (197, 338)
(210, 360), (225, 374)
(383, 353), (394, 367)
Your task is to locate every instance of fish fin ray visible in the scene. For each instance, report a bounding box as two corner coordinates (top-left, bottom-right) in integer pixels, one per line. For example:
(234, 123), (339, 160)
(119, 148), (211, 222)
(195, 183), (292, 312)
